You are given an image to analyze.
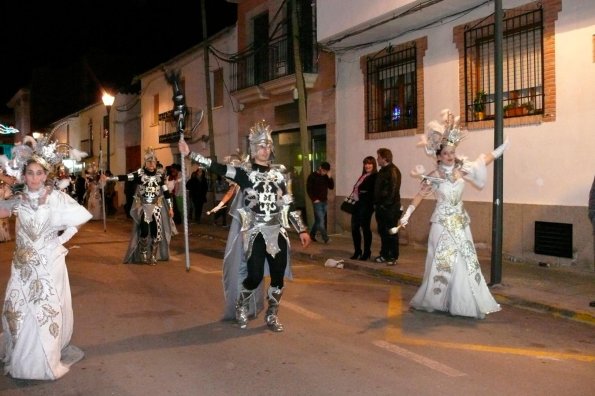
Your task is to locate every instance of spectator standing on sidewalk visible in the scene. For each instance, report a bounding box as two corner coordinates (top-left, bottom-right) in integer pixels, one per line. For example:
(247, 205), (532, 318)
(373, 148), (401, 265)
(348, 156), (377, 261)
(186, 167), (208, 224)
(307, 161), (334, 243)
(398, 109), (507, 319)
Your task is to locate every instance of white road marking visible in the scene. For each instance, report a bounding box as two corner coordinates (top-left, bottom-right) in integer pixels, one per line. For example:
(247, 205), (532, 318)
(189, 266), (220, 274)
(373, 340), (467, 377)
(283, 301), (324, 320)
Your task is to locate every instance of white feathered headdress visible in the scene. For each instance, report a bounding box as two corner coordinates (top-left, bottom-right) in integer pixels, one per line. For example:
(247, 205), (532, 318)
(418, 109), (466, 156)
(0, 122), (88, 182)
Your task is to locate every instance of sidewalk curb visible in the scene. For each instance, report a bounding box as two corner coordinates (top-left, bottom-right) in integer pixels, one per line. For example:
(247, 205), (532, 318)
(295, 246), (595, 327)
(492, 294), (595, 326)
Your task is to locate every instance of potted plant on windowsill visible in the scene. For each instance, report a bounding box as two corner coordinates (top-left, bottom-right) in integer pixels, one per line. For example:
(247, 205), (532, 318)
(520, 101), (534, 115)
(473, 91), (487, 121)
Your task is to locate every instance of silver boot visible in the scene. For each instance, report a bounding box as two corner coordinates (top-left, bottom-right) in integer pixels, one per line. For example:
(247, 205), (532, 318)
(265, 286), (284, 332)
(149, 240), (159, 265)
(235, 286), (254, 329)
(139, 237), (150, 264)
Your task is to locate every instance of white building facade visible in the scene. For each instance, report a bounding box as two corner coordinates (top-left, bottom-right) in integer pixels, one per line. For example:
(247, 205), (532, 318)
(318, 0), (595, 269)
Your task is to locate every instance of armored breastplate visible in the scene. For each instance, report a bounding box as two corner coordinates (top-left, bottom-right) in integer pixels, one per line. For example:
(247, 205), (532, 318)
(244, 168), (285, 222)
(138, 170), (163, 204)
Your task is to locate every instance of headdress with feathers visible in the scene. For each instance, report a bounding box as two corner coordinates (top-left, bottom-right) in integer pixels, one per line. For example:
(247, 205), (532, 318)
(418, 109), (466, 156)
(0, 123), (88, 183)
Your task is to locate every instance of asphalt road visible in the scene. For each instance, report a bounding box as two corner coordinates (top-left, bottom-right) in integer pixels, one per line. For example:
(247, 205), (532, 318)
(0, 216), (593, 395)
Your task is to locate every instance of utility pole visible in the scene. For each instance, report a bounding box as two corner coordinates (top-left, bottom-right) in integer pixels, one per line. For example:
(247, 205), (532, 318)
(490, 0), (504, 285)
(201, 0), (217, 206)
(291, 0), (313, 225)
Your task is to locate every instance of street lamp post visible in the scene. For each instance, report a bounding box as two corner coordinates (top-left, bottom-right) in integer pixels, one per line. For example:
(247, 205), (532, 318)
(102, 92), (115, 171)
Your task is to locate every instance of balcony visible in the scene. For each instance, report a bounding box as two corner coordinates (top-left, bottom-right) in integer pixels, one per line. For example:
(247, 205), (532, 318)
(231, 35), (318, 104)
(158, 107), (203, 144)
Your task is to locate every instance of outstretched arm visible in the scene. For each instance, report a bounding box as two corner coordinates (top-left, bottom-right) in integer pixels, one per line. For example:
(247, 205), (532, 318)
(483, 139), (510, 166)
(208, 184), (238, 215)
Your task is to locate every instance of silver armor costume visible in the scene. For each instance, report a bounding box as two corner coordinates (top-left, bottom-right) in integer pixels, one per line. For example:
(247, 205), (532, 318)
(113, 166), (174, 264)
(188, 146), (307, 332)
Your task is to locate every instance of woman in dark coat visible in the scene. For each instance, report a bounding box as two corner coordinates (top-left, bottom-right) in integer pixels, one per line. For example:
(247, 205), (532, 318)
(349, 156), (377, 261)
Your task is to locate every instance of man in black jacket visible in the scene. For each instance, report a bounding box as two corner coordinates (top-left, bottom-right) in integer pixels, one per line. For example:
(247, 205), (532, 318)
(307, 161), (335, 243)
(373, 148), (402, 265)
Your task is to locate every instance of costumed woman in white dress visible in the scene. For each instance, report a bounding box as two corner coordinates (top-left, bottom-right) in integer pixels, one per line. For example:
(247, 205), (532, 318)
(397, 109), (509, 319)
(85, 169), (103, 221)
(0, 137), (91, 380)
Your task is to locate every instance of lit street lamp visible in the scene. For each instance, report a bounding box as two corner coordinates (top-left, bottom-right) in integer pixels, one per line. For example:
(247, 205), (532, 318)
(102, 92), (115, 171)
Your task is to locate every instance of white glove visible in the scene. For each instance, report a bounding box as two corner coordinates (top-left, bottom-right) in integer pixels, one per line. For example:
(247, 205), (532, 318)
(389, 204), (415, 234)
(399, 205), (416, 227)
(207, 202), (225, 215)
(491, 138), (510, 160)
(58, 226), (78, 245)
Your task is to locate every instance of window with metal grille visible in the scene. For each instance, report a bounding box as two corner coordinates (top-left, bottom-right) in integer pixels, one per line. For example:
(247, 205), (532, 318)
(366, 45), (417, 134)
(464, 8), (543, 122)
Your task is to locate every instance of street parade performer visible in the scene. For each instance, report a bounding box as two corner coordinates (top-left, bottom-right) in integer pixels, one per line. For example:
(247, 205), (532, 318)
(102, 148), (174, 265)
(0, 135), (92, 380)
(393, 109), (508, 319)
(179, 121), (311, 332)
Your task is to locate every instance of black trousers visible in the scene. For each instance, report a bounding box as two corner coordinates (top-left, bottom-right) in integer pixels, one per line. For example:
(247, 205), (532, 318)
(375, 205), (401, 260)
(243, 233), (288, 290)
(139, 214), (158, 239)
(351, 202), (374, 254)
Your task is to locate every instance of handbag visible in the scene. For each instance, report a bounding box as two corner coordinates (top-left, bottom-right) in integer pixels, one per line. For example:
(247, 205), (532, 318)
(340, 197), (356, 214)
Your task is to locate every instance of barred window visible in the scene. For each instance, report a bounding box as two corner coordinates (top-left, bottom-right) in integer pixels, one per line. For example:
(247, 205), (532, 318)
(464, 8), (543, 122)
(366, 45), (417, 133)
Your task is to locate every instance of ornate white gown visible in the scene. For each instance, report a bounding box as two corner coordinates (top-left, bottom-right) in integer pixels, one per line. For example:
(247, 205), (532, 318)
(410, 157), (501, 319)
(1, 188), (92, 380)
(85, 181), (103, 220)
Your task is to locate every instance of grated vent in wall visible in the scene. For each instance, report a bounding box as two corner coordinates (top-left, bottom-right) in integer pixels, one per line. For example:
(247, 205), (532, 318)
(534, 221), (573, 258)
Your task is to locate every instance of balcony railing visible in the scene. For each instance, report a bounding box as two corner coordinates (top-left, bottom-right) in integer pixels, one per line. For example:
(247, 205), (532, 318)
(231, 35), (318, 92)
(158, 107), (202, 144)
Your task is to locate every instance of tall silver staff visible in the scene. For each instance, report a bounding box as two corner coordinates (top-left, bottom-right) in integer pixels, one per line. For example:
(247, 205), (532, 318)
(165, 70), (191, 271)
(99, 147), (107, 232)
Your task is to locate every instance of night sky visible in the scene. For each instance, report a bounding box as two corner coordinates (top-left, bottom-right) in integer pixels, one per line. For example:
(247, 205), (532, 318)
(0, 0), (236, 128)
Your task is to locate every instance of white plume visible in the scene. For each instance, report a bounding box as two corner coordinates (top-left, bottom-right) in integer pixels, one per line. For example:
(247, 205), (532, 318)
(56, 178), (71, 190)
(69, 148), (88, 162)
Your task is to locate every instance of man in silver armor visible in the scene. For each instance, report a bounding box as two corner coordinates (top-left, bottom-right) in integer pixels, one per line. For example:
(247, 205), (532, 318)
(179, 121), (311, 332)
(103, 148), (174, 265)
